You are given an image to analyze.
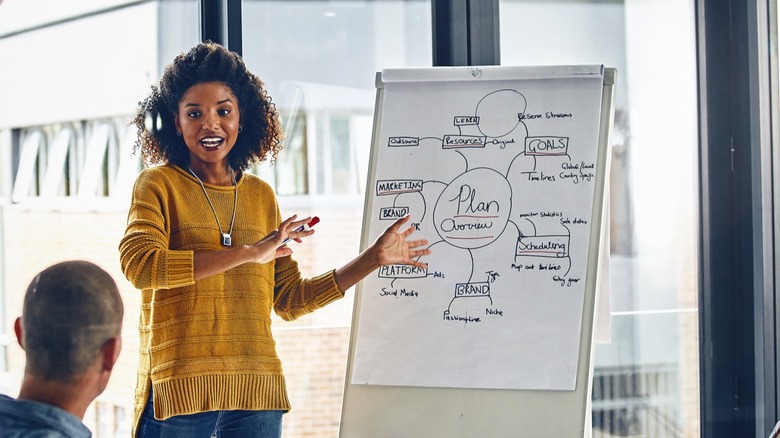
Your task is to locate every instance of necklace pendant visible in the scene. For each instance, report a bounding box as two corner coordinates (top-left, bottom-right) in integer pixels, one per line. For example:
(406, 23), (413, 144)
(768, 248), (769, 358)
(222, 233), (232, 247)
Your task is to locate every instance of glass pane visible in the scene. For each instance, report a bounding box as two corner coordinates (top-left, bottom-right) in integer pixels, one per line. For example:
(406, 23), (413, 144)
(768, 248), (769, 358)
(0, 0), (199, 435)
(241, 1), (432, 436)
(500, 1), (699, 436)
(244, 0), (432, 195)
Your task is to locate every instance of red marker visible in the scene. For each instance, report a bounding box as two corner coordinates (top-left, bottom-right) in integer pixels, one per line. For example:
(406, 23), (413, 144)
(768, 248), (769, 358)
(281, 216), (319, 245)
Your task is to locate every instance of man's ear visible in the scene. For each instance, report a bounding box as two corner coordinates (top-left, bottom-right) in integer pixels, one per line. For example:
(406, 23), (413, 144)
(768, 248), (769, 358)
(101, 337), (121, 373)
(13, 317), (24, 350)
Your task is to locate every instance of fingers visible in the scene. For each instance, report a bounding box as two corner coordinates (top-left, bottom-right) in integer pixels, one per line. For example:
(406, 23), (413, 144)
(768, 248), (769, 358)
(405, 259), (428, 269)
(401, 248), (429, 268)
(386, 214), (411, 233)
(257, 214), (314, 245)
(253, 214), (317, 264)
(259, 229), (280, 244)
(275, 215), (314, 245)
(406, 246), (431, 267)
(265, 215), (299, 244)
(278, 214), (313, 231)
(286, 216), (312, 230)
(409, 247), (431, 257)
(275, 246), (293, 258)
(401, 226), (419, 238)
(256, 243), (294, 264)
(405, 239), (429, 250)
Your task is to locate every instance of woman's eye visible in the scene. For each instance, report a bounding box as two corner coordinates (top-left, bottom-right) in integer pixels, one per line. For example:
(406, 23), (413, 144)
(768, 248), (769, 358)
(187, 111), (201, 118)
(218, 109), (231, 116)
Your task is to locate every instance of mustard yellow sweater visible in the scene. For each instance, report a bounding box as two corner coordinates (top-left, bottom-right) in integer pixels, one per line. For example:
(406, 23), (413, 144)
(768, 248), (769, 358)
(118, 164), (343, 436)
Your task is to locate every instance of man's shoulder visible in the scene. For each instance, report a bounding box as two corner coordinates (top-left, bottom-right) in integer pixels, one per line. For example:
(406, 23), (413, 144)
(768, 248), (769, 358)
(0, 393), (24, 416)
(0, 395), (91, 438)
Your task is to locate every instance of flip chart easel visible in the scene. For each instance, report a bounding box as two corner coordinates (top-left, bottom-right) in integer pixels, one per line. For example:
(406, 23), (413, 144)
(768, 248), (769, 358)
(340, 65), (617, 438)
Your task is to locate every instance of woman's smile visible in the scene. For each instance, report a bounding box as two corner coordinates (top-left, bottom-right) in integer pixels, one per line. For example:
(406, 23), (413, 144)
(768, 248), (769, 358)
(199, 135), (225, 151)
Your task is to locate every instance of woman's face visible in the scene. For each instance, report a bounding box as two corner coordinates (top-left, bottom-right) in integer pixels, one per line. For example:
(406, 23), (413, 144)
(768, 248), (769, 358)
(174, 81), (241, 169)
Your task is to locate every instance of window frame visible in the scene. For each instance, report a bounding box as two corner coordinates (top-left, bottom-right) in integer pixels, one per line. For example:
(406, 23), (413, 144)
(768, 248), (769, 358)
(202, 0), (780, 434)
(696, 0), (779, 435)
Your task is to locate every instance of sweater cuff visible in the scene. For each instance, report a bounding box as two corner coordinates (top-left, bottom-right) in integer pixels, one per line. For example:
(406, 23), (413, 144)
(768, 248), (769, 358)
(166, 251), (195, 287)
(310, 269), (344, 307)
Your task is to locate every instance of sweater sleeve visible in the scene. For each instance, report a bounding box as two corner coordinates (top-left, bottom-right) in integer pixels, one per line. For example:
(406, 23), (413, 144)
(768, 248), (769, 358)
(118, 169), (195, 290)
(273, 256), (345, 321)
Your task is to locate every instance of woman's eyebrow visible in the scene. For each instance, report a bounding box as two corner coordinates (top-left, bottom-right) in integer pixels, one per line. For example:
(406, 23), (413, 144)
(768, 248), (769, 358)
(183, 98), (233, 107)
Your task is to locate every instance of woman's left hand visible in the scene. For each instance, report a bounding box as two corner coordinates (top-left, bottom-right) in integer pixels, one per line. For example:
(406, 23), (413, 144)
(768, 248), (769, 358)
(371, 215), (430, 268)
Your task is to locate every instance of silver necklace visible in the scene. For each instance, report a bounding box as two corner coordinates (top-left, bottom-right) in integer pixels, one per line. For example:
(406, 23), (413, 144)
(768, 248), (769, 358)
(187, 164), (238, 247)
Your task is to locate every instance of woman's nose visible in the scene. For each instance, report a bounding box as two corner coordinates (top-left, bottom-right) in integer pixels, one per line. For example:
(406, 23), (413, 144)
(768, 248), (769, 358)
(203, 114), (219, 129)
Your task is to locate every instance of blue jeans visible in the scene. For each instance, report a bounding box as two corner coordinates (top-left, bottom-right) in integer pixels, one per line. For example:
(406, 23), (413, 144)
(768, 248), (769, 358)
(138, 394), (284, 438)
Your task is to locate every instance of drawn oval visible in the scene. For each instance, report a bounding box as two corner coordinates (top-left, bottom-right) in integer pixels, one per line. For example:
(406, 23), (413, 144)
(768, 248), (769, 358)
(433, 168), (512, 249)
(475, 89), (527, 138)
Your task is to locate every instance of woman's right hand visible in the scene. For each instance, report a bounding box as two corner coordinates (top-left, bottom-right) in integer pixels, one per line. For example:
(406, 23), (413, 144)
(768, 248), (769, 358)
(192, 215), (315, 281)
(251, 215), (315, 263)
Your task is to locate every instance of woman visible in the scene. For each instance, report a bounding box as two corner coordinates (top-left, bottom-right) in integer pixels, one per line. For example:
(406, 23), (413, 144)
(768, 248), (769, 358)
(119, 41), (429, 437)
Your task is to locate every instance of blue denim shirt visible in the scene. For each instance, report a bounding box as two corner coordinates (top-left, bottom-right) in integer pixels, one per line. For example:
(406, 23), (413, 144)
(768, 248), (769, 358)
(0, 394), (91, 438)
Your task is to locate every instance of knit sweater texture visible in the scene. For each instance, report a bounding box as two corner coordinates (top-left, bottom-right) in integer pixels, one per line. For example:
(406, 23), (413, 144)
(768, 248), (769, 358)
(119, 164), (343, 436)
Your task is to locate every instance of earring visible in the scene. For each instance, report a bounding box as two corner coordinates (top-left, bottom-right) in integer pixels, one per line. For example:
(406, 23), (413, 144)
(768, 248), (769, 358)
(238, 126), (243, 133)
(176, 130), (182, 136)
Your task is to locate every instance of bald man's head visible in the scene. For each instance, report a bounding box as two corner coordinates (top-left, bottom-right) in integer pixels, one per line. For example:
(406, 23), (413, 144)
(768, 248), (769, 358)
(20, 261), (123, 382)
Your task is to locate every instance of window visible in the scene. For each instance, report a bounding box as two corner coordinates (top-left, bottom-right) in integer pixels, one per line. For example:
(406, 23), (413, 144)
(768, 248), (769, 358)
(0, 1), (199, 433)
(3, 0), (747, 435)
(499, 0), (700, 436)
(243, 1), (431, 198)
(241, 1), (432, 435)
(94, 401), (129, 438)
(10, 121), (140, 204)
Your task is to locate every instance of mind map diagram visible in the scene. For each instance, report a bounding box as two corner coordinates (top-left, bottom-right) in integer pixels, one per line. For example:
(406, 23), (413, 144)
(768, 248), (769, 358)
(368, 86), (600, 326)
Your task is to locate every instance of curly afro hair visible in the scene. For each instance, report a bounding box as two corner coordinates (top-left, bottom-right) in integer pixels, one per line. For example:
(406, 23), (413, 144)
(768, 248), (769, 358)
(131, 41), (284, 171)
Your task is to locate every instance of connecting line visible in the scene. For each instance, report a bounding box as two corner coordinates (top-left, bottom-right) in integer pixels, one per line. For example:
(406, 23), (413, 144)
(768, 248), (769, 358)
(559, 223), (573, 276)
(507, 219), (524, 238)
(505, 151), (528, 178)
(524, 218), (537, 235)
(455, 149), (469, 170)
(466, 249), (475, 283)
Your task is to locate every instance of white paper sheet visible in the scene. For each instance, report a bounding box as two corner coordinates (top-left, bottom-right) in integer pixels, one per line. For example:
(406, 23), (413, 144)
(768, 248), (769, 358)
(351, 68), (606, 391)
